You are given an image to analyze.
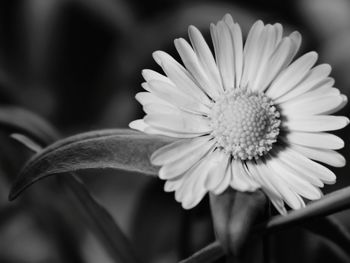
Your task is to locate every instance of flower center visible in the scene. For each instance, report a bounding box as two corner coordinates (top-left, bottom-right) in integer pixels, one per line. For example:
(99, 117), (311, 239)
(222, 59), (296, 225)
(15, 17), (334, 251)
(209, 90), (280, 160)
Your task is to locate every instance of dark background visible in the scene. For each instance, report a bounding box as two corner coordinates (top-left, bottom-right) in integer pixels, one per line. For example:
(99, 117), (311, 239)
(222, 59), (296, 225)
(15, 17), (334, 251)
(0, 0), (350, 262)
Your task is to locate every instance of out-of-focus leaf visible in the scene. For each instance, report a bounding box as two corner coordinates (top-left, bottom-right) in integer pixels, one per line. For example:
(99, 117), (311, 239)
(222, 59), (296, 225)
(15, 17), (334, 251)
(11, 133), (42, 153)
(9, 129), (174, 200)
(24, 0), (62, 78)
(179, 240), (223, 263)
(303, 216), (350, 257)
(74, 0), (133, 32)
(0, 106), (58, 145)
(61, 174), (141, 263)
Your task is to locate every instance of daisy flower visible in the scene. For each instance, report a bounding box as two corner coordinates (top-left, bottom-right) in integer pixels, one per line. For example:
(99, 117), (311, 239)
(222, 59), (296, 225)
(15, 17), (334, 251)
(129, 14), (349, 214)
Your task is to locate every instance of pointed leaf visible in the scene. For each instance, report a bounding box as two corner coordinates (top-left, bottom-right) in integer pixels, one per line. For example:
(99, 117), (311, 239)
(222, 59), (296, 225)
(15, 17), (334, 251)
(259, 186), (350, 232)
(11, 133), (43, 153)
(0, 106), (59, 145)
(9, 129), (175, 200)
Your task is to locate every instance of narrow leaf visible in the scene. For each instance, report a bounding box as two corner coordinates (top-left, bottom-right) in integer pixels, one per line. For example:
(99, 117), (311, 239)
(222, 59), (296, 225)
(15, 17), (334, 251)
(179, 240), (223, 263)
(303, 216), (350, 257)
(9, 129), (174, 200)
(61, 174), (141, 263)
(258, 186), (350, 232)
(11, 133), (42, 153)
(0, 106), (59, 145)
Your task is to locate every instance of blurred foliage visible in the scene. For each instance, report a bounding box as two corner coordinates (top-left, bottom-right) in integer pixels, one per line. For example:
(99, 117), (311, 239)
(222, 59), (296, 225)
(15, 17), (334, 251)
(0, 0), (350, 262)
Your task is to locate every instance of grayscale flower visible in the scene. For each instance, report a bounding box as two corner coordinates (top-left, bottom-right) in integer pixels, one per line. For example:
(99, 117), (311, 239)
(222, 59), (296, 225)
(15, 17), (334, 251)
(130, 14), (348, 214)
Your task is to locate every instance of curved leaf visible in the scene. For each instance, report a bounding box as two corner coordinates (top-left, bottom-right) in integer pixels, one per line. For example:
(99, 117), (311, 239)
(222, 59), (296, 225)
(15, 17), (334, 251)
(0, 106), (59, 145)
(9, 129), (175, 200)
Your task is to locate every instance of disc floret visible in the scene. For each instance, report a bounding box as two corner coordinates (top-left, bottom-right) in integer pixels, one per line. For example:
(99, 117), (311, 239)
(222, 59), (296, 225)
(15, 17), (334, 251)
(209, 89), (280, 160)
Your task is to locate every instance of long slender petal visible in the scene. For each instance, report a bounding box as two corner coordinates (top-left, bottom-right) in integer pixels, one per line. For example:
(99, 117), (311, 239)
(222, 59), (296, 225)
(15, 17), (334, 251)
(286, 132), (344, 150)
(152, 51), (212, 105)
(291, 144), (346, 168)
(267, 52), (318, 99)
(188, 25), (223, 92)
(284, 115), (349, 132)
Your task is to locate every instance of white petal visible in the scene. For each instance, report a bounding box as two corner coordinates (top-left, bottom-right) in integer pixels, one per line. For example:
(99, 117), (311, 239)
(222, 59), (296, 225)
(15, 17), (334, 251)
(164, 178), (183, 192)
(158, 139), (214, 180)
(240, 20), (265, 89)
(250, 24), (281, 92)
(146, 79), (210, 114)
(286, 132), (344, 150)
(276, 64), (332, 103)
(223, 15), (244, 88)
(284, 115), (349, 132)
(266, 158), (322, 200)
(325, 95), (348, 115)
(151, 136), (211, 165)
(142, 69), (173, 84)
(267, 52), (318, 99)
(175, 154), (213, 209)
(213, 163), (231, 195)
(144, 125), (201, 138)
(152, 51), (212, 105)
(204, 150), (230, 191)
(131, 117), (198, 139)
(277, 149), (324, 187)
(280, 94), (346, 116)
(182, 182), (207, 209)
(129, 119), (148, 132)
(289, 31), (302, 55)
(174, 38), (220, 99)
(279, 81), (337, 106)
(141, 82), (151, 92)
(245, 161), (287, 214)
(188, 25), (223, 92)
(210, 21), (235, 90)
(291, 144), (346, 168)
(279, 148), (336, 184)
(136, 91), (176, 109)
(258, 160), (305, 209)
(257, 36), (297, 92)
(145, 110), (211, 136)
(231, 160), (260, 192)
(143, 103), (179, 116)
(246, 161), (281, 199)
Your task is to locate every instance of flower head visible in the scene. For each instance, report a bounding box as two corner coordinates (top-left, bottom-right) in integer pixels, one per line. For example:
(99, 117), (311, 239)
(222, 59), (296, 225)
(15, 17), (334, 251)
(129, 14), (349, 214)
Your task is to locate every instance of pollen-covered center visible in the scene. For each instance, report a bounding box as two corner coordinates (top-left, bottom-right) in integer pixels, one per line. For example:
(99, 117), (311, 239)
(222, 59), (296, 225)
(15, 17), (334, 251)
(209, 90), (281, 160)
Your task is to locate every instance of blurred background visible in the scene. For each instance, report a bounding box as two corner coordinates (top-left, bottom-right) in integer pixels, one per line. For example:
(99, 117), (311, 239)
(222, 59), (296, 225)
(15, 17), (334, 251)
(0, 0), (350, 262)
